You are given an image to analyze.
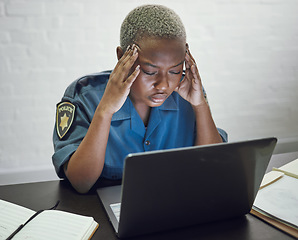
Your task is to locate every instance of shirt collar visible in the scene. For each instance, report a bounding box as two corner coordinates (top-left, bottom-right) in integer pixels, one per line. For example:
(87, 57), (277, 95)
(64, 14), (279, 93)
(158, 93), (179, 111)
(111, 98), (131, 121)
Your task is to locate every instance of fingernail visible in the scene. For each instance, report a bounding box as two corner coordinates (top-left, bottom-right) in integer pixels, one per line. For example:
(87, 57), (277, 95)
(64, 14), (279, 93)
(126, 45), (131, 51)
(133, 46), (138, 55)
(136, 65), (140, 71)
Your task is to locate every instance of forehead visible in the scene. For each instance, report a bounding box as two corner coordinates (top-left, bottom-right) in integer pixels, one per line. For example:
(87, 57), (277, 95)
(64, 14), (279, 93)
(136, 37), (186, 66)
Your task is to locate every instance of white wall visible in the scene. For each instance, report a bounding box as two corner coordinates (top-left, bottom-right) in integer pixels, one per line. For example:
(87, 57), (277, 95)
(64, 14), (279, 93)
(1, 0), (297, 185)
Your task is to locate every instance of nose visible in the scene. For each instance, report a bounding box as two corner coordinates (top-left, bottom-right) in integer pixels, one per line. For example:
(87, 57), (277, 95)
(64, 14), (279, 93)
(154, 73), (169, 91)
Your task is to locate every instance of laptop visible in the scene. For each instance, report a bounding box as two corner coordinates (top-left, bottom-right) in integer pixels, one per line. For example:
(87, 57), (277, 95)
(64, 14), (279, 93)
(97, 137), (277, 238)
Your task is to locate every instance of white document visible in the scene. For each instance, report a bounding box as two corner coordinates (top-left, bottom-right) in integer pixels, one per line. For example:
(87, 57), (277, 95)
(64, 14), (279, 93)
(253, 175), (298, 228)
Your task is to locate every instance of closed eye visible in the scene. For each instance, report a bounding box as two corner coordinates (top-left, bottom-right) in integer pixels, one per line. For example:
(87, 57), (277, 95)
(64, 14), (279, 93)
(169, 71), (181, 75)
(142, 69), (157, 76)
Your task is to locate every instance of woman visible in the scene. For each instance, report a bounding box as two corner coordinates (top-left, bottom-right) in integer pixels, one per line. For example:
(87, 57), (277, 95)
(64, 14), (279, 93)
(53, 4), (227, 193)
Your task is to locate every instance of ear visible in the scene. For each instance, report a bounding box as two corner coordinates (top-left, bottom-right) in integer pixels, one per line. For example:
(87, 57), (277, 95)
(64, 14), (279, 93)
(186, 43), (189, 52)
(116, 46), (124, 60)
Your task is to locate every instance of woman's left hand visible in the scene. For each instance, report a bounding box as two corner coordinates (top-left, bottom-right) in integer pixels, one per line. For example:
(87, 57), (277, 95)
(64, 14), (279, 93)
(175, 46), (206, 107)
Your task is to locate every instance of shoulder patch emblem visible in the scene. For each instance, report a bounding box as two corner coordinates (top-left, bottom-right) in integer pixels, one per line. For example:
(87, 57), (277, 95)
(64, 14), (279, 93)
(56, 102), (75, 139)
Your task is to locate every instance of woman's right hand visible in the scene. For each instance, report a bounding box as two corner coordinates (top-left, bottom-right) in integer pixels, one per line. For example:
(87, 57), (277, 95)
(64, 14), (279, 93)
(65, 45), (140, 194)
(99, 44), (140, 115)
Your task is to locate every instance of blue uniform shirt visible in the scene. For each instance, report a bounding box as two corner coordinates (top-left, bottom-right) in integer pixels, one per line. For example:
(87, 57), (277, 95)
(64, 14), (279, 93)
(52, 71), (227, 180)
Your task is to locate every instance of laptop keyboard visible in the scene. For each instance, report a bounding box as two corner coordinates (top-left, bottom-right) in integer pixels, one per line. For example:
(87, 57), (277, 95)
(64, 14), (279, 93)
(110, 203), (121, 222)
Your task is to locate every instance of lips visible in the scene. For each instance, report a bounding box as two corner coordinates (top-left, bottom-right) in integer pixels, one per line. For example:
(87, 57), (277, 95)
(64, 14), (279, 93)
(150, 93), (168, 103)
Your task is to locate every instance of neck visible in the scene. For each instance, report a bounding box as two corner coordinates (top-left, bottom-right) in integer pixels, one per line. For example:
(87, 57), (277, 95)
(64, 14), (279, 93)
(133, 102), (151, 127)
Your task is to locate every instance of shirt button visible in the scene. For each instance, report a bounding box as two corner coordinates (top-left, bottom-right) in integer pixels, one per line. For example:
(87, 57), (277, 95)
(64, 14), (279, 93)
(145, 140), (150, 146)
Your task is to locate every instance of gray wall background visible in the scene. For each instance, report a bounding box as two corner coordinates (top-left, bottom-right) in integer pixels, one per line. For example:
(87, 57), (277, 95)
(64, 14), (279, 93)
(0, 0), (297, 185)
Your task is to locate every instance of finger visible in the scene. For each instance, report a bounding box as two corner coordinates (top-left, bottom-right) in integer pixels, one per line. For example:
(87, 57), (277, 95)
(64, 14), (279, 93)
(185, 56), (196, 78)
(185, 50), (201, 83)
(184, 55), (194, 80)
(185, 51), (196, 68)
(113, 51), (130, 73)
(186, 46), (196, 64)
(122, 48), (139, 79)
(114, 45), (134, 70)
(188, 51), (196, 64)
(123, 45), (138, 69)
(125, 65), (140, 87)
(185, 46), (198, 79)
(184, 67), (192, 82)
(184, 64), (198, 85)
(191, 65), (197, 83)
(191, 64), (202, 85)
(185, 52), (191, 70)
(116, 46), (138, 81)
(120, 47), (135, 67)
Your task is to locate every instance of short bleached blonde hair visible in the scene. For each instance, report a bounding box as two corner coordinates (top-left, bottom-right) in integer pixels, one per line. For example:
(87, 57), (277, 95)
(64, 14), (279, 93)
(120, 4), (186, 50)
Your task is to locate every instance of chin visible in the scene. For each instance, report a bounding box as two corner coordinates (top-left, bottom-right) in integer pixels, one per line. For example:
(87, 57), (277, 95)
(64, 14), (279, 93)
(148, 100), (165, 107)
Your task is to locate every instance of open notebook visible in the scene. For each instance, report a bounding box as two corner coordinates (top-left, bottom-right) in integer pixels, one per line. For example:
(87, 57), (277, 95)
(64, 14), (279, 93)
(0, 199), (99, 240)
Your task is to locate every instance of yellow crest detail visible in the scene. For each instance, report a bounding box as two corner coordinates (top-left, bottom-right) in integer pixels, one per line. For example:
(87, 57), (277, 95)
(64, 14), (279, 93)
(56, 102), (75, 139)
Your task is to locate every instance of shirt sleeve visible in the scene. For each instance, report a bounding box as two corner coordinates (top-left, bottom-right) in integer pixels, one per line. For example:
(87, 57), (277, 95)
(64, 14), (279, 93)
(217, 128), (228, 142)
(52, 98), (91, 178)
(52, 73), (109, 178)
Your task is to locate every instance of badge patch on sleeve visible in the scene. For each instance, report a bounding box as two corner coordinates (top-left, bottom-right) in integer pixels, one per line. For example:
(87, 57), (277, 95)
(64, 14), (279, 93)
(56, 102), (75, 139)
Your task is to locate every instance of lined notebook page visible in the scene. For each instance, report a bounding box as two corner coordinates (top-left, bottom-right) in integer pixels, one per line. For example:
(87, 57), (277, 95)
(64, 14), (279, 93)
(13, 210), (97, 240)
(0, 199), (35, 240)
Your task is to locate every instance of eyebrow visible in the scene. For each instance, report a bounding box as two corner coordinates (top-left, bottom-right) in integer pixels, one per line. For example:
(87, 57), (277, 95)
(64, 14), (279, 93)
(141, 60), (184, 69)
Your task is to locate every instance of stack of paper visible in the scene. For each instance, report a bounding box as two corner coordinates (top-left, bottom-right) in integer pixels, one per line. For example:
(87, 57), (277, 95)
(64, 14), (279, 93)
(251, 158), (298, 238)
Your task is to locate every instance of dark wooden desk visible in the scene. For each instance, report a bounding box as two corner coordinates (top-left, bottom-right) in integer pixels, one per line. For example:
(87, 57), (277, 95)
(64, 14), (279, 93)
(1, 151), (297, 240)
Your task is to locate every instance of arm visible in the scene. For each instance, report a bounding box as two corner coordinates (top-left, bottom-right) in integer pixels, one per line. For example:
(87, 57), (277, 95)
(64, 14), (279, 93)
(192, 102), (223, 145)
(65, 45), (140, 193)
(175, 45), (222, 146)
